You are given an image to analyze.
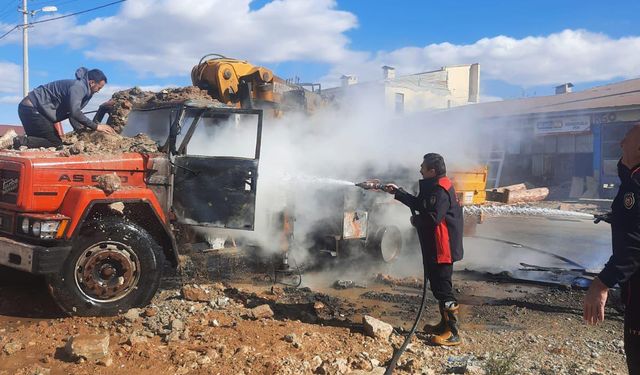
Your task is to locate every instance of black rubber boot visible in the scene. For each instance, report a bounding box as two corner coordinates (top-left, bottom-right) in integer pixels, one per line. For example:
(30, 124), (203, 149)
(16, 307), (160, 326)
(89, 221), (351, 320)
(423, 302), (447, 334)
(431, 301), (461, 346)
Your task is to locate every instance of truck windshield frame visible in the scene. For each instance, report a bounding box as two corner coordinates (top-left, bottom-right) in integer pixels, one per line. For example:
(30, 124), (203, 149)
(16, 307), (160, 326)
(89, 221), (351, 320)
(172, 106), (263, 160)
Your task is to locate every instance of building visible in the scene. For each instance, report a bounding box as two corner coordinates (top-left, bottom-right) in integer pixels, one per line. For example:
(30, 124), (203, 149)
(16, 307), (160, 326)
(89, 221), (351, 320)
(444, 79), (640, 198)
(324, 64), (481, 114)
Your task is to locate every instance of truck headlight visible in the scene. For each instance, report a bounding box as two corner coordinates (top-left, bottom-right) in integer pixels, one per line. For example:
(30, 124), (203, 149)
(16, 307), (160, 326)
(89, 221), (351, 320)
(21, 218), (29, 233)
(18, 217), (64, 239)
(37, 220), (61, 239)
(32, 221), (41, 236)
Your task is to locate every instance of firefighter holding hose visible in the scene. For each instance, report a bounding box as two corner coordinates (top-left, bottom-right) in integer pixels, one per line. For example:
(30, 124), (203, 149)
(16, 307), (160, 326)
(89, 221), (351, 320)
(585, 124), (640, 374)
(384, 153), (464, 346)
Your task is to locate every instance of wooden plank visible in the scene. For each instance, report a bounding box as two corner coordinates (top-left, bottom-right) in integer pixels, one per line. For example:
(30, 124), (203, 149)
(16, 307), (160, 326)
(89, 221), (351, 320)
(505, 187), (549, 203)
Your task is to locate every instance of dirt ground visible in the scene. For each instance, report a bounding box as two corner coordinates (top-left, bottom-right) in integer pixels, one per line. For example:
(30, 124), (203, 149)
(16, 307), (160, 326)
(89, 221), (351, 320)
(0, 250), (628, 375)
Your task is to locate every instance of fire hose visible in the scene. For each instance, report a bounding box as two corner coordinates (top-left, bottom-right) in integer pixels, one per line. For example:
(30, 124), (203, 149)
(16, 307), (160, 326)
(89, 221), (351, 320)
(355, 180), (429, 374)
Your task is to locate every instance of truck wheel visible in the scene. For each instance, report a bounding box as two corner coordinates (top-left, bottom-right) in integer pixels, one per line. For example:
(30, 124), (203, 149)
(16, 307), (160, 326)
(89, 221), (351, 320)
(367, 225), (402, 263)
(47, 217), (164, 316)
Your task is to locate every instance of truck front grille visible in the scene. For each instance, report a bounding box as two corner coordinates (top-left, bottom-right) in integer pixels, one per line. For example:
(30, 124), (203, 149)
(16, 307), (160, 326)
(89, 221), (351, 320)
(0, 169), (20, 204)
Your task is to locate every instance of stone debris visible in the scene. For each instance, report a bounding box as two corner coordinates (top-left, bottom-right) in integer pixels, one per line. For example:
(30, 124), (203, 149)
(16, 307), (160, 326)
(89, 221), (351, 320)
(333, 280), (368, 289)
(95, 173), (121, 195)
(108, 201), (125, 215)
(3, 340), (23, 355)
(64, 334), (110, 361)
(181, 284), (213, 302)
(106, 86), (224, 133)
(248, 304), (274, 319)
(362, 315), (393, 341)
(0, 129), (17, 149)
(60, 131), (159, 156)
(123, 308), (141, 322)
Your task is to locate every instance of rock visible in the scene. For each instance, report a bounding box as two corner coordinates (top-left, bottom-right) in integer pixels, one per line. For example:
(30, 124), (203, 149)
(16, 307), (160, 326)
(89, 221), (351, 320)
(613, 339), (625, 349)
(164, 330), (181, 343)
(179, 327), (190, 340)
(313, 301), (325, 312)
(96, 356), (113, 367)
(123, 308), (141, 322)
(108, 201), (125, 215)
(144, 306), (158, 317)
(126, 332), (148, 346)
(284, 334), (297, 343)
(311, 355), (323, 369)
(182, 284), (211, 302)
(210, 296), (230, 309)
(3, 341), (23, 355)
(249, 304), (274, 319)
(95, 173), (121, 195)
(171, 319), (185, 332)
(64, 334), (110, 361)
(362, 315), (393, 340)
(209, 319), (220, 327)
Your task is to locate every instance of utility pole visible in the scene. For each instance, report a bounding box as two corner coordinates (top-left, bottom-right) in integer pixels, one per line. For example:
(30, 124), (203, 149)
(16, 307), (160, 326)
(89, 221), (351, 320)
(20, 0), (29, 97)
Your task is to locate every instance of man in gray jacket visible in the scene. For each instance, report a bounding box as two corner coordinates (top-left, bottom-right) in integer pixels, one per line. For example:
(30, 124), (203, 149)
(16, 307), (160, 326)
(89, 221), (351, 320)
(16, 67), (116, 148)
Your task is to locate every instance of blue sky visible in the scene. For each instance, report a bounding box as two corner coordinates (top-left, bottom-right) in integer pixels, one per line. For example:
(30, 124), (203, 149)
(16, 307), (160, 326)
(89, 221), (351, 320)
(0, 0), (639, 124)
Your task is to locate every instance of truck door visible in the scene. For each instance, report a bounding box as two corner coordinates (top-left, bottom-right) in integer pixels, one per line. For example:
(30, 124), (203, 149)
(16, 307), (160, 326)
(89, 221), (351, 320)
(172, 107), (262, 230)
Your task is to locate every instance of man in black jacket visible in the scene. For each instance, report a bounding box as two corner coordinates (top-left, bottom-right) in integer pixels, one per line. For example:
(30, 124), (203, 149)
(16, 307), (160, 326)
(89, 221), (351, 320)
(585, 125), (640, 374)
(385, 153), (464, 346)
(16, 67), (116, 149)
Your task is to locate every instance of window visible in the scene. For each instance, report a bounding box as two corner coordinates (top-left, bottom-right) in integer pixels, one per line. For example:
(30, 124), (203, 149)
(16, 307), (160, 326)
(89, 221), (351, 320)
(122, 108), (173, 146)
(181, 113), (258, 158)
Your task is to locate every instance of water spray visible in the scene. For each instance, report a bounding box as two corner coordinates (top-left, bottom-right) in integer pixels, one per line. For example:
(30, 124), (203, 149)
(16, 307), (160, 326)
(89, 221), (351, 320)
(463, 205), (595, 220)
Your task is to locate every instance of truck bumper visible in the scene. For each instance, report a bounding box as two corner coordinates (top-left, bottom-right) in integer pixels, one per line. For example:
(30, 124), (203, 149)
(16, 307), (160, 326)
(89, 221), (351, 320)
(0, 236), (71, 274)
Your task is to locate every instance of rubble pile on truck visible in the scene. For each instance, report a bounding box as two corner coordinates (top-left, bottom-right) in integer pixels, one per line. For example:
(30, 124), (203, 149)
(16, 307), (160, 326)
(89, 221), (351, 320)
(105, 86), (225, 133)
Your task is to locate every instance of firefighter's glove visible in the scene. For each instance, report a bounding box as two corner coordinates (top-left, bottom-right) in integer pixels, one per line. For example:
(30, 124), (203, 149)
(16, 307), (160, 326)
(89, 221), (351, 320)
(593, 212), (613, 224)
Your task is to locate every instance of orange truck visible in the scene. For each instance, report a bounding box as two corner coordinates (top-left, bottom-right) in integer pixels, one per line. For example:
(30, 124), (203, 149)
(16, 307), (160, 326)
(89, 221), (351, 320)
(0, 102), (262, 316)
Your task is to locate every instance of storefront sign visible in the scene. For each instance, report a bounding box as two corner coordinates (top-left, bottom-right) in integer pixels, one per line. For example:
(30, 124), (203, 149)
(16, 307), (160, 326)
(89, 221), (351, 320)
(534, 116), (591, 135)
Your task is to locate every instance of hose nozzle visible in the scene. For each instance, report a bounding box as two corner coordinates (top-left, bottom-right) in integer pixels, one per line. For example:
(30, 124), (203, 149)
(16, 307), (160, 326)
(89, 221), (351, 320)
(355, 179), (384, 191)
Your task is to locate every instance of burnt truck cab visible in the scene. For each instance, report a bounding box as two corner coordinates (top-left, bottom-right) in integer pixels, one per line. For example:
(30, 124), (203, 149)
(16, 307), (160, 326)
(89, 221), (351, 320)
(0, 101), (262, 316)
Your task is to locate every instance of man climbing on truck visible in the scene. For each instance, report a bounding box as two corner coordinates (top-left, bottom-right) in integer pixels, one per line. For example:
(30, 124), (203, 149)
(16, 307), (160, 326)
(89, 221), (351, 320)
(15, 67), (116, 149)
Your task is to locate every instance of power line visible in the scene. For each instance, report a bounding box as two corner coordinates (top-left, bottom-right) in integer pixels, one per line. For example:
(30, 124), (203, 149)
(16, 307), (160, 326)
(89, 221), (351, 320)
(0, 0), (126, 40)
(29, 0), (126, 26)
(0, 24), (19, 41)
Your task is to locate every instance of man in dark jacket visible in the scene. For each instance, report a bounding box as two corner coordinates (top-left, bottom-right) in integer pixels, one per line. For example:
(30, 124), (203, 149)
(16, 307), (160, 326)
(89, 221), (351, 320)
(385, 153), (464, 346)
(16, 67), (116, 148)
(585, 124), (640, 374)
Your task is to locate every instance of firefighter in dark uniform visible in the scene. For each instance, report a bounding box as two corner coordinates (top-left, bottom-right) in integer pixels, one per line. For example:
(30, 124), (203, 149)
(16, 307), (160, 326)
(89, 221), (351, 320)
(385, 153), (464, 346)
(584, 124), (640, 374)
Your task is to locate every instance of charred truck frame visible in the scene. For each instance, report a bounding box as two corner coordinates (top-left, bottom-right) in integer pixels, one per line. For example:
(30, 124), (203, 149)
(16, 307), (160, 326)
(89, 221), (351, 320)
(0, 102), (262, 316)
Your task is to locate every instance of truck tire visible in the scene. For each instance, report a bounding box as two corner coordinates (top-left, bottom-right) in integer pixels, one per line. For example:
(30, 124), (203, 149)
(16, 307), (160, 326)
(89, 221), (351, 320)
(47, 217), (164, 316)
(367, 225), (402, 263)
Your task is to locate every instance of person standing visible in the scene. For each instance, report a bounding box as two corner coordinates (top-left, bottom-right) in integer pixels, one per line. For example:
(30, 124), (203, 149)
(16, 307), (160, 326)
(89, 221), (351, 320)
(385, 153), (464, 346)
(585, 124), (640, 374)
(16, 67), (116, 149)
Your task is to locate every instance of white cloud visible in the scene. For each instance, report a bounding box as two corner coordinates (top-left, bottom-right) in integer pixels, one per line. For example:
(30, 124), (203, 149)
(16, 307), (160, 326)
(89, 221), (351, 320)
(71, 0), (357, 77)
(325, 29), (640, 87)
(0, 61), (21, 98)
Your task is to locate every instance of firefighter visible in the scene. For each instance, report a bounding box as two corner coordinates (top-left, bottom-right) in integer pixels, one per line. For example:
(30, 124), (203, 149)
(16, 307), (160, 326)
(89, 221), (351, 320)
(384, 153), (464, 346)
(15, 67), (116, 149)
(584, 124), (640, 374)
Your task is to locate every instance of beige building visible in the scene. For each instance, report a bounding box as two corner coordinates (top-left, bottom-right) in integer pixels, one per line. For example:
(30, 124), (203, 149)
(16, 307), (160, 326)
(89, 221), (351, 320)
(324, 64), (480, 113)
